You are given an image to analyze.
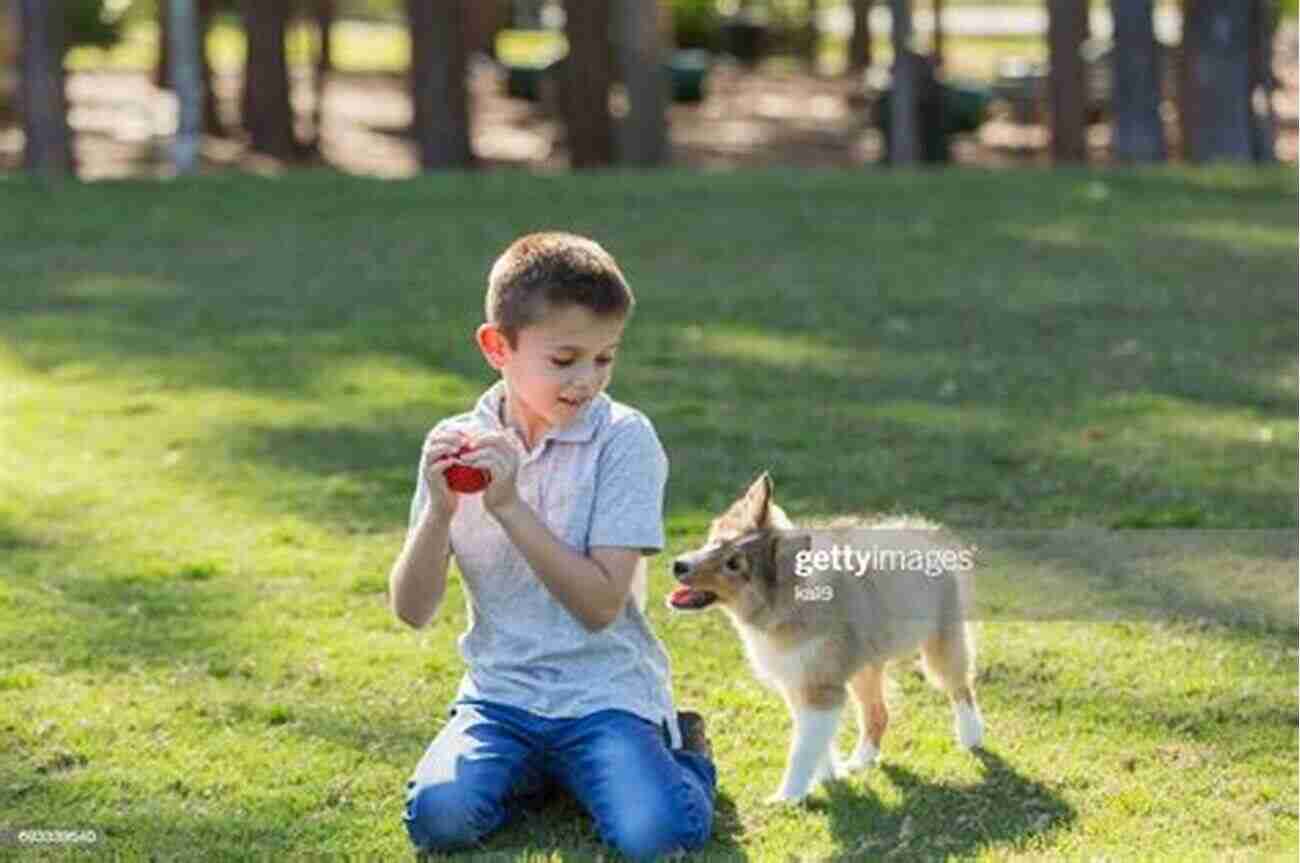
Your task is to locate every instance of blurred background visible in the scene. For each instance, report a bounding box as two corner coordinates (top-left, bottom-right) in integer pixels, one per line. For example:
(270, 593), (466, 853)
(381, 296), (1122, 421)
(2, 0), (1295, 179)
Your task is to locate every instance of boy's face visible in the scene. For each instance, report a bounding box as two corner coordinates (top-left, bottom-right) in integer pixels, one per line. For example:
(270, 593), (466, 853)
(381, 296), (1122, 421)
(477, 302), (626, 438)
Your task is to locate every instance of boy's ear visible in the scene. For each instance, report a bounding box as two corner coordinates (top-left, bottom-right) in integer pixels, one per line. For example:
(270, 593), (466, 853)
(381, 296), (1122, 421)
(476, 323), (510, 371)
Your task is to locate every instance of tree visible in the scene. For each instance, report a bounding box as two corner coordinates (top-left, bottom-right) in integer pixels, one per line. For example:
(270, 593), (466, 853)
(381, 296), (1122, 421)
(931, 0), (945, 69)
(157, 0), (225, 136)
(241, 0), (303, 160)
(407, 0), (474, 169)
(1247, 0), (1278, 162)
(1180, 0), (1256, 161)
(561, 0), (616, 169)
(169, 0), (204, 174)
(313, 0), (336, 144)
(615, 0), (670, 166)
(847, 0), (874, 75)
(18, 0), (74, 177)
(1110, 0), (1165, 162)
(1047, 0), (1087, 163)
(804, 0), (821, 72)
(888, 0), (920, 164)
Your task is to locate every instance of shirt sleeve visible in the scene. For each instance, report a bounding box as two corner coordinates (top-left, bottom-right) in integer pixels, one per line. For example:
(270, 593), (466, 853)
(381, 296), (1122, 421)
(587, 414), (669, 555)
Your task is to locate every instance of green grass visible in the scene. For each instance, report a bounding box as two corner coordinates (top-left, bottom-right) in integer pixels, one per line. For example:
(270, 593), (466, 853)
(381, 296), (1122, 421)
(0, 167), (1296, 861)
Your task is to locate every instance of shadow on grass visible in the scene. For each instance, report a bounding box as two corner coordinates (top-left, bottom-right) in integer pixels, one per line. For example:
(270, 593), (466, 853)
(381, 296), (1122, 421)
(967, 529), (1298, 637)
(812, 748), (1075, 860)
(1, 170), (1295, 751)
(0, 514), (50, 551)
(0, 551), (254, 676)
(983, 658), (1297, 748)
(2, 179), (1295, 530)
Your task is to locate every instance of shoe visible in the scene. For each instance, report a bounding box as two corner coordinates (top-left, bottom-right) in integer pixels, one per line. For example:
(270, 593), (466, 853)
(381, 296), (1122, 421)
(676, 710), (714, 761)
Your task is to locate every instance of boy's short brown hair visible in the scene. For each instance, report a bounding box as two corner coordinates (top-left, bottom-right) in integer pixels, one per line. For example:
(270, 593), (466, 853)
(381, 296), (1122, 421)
(486, 232), (634, 347)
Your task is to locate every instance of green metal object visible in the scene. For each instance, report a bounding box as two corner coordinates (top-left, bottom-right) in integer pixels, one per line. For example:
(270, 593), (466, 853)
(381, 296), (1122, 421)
(877, 79), (992, 162)
(666, 50), (711, 103)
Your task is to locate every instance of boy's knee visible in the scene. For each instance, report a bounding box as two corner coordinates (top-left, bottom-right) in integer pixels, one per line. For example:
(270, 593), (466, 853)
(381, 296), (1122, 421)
(603, 787), (711, 862)
(403, 781), (500, 852)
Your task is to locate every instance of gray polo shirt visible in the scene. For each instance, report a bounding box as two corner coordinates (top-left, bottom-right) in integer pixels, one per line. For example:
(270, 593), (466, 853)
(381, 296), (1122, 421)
(409, 380), (681, 746)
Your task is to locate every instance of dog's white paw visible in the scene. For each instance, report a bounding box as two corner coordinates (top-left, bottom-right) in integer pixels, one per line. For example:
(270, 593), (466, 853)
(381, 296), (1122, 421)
(810, 751), (847, 784)
(843, 742), (880, 773)
(955, 702), (984, 749)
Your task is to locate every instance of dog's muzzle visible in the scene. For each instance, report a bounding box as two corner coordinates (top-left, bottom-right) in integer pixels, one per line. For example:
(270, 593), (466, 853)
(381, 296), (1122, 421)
(666, 550), (718, 611)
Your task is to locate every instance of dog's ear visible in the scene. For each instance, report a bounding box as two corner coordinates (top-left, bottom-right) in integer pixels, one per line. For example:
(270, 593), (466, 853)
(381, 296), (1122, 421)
(715, 471), (774, 534)
(743, 471), (774, 529)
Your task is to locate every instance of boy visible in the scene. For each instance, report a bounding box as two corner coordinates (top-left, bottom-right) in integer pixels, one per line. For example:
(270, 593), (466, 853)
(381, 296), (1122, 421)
(388, 232), (716, 861)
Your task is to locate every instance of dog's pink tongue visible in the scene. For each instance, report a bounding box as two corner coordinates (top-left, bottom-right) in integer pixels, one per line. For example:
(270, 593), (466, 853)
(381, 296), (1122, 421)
(669, 586), (697, 606)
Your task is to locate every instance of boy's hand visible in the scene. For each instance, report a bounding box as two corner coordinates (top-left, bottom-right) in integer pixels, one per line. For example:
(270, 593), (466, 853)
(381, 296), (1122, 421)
(420, 429), (469, 520)
(455, 431), (522, 516)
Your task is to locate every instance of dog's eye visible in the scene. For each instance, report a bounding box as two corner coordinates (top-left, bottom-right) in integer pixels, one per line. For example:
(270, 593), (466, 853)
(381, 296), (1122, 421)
(724, 555), (743, 573)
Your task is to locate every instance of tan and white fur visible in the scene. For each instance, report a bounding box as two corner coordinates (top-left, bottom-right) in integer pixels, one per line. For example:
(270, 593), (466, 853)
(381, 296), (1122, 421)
(666, 473), (984, 804)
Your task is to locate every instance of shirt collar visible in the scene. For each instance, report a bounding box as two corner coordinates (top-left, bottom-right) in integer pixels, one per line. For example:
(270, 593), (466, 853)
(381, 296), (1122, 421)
(473, 379), (606, 447)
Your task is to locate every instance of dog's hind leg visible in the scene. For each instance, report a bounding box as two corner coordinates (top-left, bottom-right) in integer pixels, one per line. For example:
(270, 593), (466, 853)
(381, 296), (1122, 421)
(921, 623), (984, 750)
(843, 664), (887, 772)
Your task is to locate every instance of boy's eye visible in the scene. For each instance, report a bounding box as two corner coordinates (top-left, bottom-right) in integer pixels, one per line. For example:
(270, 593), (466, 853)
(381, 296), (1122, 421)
(550, 355), (614, 369)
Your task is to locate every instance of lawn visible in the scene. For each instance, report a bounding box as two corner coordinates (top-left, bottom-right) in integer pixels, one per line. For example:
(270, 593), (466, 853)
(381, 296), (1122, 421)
(1, 167), (1296, 861)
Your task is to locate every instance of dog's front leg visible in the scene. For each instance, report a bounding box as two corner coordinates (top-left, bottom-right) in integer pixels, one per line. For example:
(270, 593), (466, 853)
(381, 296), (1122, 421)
(768, 687), (845, 804)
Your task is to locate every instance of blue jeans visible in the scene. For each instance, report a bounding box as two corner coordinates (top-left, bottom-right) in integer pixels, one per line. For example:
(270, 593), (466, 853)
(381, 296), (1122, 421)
(403, 700), (716, 861)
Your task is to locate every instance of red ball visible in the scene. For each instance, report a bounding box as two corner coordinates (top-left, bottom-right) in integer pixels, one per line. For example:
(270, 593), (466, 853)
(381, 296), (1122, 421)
(444, 463), (491, 494)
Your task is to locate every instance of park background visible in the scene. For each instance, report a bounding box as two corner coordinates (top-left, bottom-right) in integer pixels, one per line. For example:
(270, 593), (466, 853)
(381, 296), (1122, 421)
(2, 2), (1298, 861)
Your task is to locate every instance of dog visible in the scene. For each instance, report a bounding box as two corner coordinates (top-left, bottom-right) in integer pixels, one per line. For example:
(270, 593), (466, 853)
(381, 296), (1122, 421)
(666, 472), (984, 803)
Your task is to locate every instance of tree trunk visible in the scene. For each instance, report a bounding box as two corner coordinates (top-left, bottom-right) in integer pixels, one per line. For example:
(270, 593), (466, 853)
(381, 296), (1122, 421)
(200, 2), (224, 137)
(18, 0), (74, 177)
(157, 0), (171, 88)
(1248, 0), (1277, 162)
(169, 0), (204, 174)
(562, 0), (615, 169)
(1110, 0), (1165, 162)
(241, 0), (301, 160)
(464, 0), (506, 58)
(931, 0), (944, 69)
(888, 0), (920, 164)
(1176, 0), (1198, 160)
(616, 0), (669, 166)
(805, 0), (820, 72)
(314, 0), (335, 145)
(1182, 0), (1253, 161)
(407, 0), (474, 170)
(847, 0), (873, 74)
(1047, 0), (1087, 163)
(161, 0), (224, 136)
